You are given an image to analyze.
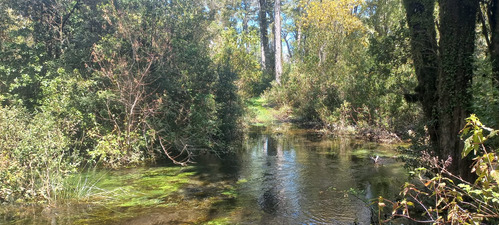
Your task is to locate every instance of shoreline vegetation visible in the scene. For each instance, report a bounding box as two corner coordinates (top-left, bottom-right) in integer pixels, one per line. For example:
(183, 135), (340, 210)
(0, 0), (497, 223)
(245, 96), (404, 144)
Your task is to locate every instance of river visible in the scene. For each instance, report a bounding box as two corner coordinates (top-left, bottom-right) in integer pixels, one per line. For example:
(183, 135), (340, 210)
(1, 124), (408, 224)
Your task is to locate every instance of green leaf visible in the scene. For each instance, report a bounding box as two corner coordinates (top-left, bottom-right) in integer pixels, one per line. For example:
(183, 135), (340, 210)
(486, 130), (498, 139)
(490, 170), (499, 184)
(462, 136), (474, 158)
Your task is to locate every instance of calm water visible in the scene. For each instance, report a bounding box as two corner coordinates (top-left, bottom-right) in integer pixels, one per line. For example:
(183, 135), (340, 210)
(1, 125), (408, 224)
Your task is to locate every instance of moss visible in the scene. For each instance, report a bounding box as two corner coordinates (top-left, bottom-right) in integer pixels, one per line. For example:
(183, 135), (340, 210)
(119, 197), (163, 207)
(351, 148), (372, 158)
(221, 187), (237, 198)
(236, 178), (248, 184)
(99, 167), (196, 209)
(203, 217), (232, 225)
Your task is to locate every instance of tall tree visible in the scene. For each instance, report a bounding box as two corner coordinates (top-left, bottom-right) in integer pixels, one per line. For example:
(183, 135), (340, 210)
(258, 0), (271, 71)
(242, 0), (250, 34)
(274, 0), (282, 85)
(403, 0), (479, 179)
(437, 0), (479, 179)
(479, 0), (499, 88)
(403, 0), (439, 149)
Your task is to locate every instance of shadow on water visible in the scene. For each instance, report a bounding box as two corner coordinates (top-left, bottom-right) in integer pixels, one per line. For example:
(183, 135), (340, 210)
(224, 126), (408, 224)
(0, 124), (409, 224)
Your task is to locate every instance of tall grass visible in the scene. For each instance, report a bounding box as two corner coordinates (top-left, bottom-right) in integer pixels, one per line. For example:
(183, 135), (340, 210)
(57, 166), (121, 205)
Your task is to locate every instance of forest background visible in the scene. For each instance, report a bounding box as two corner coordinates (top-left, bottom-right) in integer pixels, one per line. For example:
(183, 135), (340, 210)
(0, 0), (497, 220)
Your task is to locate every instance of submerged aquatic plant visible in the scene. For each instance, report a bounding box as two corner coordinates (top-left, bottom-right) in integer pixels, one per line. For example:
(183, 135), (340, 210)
(59, 169), (114, 204)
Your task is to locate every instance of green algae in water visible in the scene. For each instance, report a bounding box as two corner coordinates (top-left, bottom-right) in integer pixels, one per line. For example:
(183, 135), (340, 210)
(203, 217), (232, 225)
(236, 178), (248, 184)
(221, 187), (237, 198)
(351, 147), (399, 158)
(1, 125), (411, 225)
(119, 197), (163, 207)
(351, 148), (372, 158)
(99, 167), (196, 208)
(64, 166), (203, 224)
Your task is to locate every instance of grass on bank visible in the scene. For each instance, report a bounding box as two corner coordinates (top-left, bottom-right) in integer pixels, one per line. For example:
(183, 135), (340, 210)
(244, 97), (292, 126)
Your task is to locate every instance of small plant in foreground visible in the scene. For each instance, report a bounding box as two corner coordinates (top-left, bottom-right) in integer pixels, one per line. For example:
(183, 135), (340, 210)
(376, 114), (499, 224)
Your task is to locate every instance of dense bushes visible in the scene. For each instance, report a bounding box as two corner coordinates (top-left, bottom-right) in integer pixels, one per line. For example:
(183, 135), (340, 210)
(378, 115), (499, 224)
(0, 0), (496, 207)
(265, 0), (419, 135)
(0, 0), (243, 202)
(0, 106), (77, 203)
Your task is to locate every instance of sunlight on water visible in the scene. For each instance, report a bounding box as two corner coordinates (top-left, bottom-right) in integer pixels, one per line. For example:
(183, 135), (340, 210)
(0, 124), (408, 224)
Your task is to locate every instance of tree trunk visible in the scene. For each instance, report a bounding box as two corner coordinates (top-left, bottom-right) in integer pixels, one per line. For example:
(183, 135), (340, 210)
(274, 0), (282, 85)
(402, 0), (439, 150)
(296, 26), (302, 57)
(437, 0), (478, 180)
(479, 0), (498, 88)
(284, 35), (292, 59)
(403, 0), (479, 181)
(258, 0), (270, 71)
(242, 0), (250, 53)
(488, 0), (498, 88)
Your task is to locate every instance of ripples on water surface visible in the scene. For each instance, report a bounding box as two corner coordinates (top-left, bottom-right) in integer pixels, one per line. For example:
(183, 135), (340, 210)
(1, 125), (408, 224)
(196, 126), (407, 224)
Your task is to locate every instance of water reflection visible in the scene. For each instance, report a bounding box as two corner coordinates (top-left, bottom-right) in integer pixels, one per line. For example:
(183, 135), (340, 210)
(0, 125), (407, 225)
(233, 127), (407, 224)
(259, 136), (279, 215)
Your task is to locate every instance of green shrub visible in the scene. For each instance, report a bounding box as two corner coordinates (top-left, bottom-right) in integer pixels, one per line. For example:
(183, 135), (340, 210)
(378, 115), (499, 224)
(0, 106), (77, 204)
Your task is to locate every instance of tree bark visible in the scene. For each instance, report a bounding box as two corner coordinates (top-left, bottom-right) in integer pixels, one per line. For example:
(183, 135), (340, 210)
(486, 0), (498, 88)
(274, 0), (282, 85)
(402, 0), (439, 150)
(403, 0), (479, 180)
(284, 34), (292, 59)
(258, 0), (270, 71)
(437, 0), (479, 180)
(242, 0), (250, 53)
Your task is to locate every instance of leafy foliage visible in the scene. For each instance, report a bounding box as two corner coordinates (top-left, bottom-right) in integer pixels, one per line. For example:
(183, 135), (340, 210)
(266, 0), (419, 137)
(377, 115), (499, 224)
(0, 106), (77, 203)
(0, 0), (243, 202)
(0, 0), (496, 211)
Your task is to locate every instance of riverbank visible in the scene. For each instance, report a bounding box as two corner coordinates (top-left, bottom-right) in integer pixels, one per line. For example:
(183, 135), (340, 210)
(0, 166), (239, 224)
(243, 97), (293, 126)
(0, 123), (410, 225)
(244, 96), (405, 144)
(0, 119), (412, 225)
(0, 97), (410, 225)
